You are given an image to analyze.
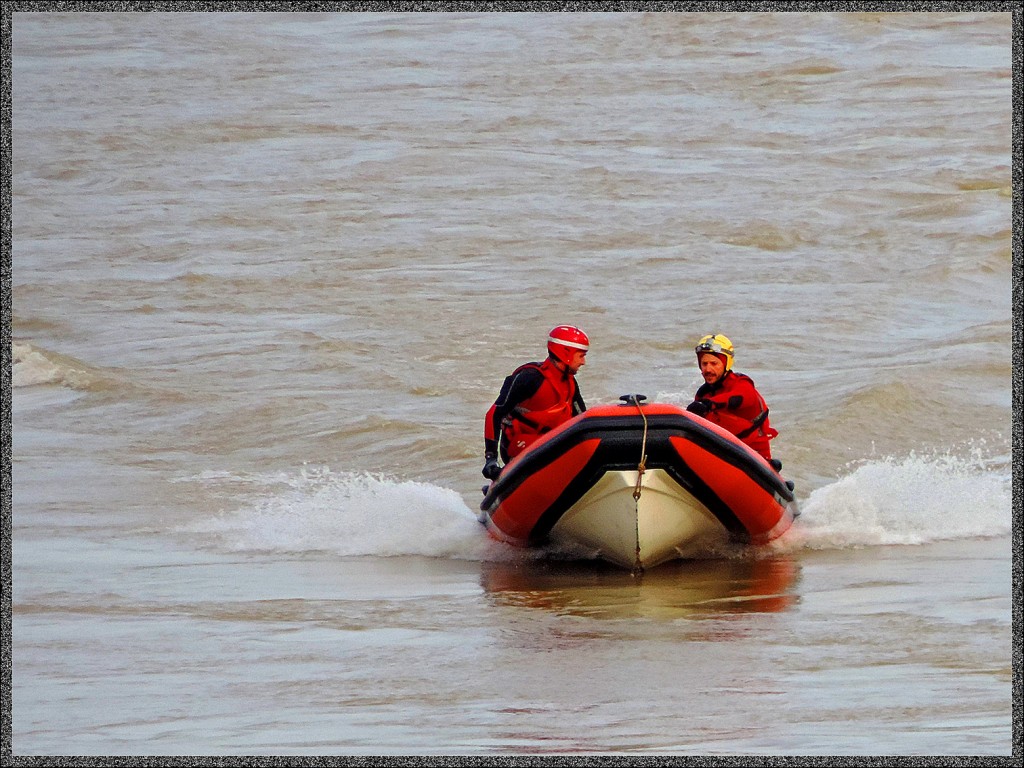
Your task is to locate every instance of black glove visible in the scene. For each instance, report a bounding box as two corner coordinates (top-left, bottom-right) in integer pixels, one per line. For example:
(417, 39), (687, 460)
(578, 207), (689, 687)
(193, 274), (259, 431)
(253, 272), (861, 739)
(686, 399), (713, 417)
(482, 453), (501, 481)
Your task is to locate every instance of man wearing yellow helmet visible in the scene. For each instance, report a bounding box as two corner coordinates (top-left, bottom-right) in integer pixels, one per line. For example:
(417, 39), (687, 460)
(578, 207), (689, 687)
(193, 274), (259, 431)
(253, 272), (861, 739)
(687, 333), (779, 463)
(482, 325), (589, 481)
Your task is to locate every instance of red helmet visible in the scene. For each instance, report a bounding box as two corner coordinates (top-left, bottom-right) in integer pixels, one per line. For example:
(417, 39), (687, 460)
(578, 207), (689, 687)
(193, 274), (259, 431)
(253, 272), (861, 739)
(547, 325), (589, 365)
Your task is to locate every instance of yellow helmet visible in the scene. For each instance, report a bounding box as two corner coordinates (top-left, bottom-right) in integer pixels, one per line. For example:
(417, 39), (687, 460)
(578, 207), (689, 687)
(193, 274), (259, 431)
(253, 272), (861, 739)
(695, 333), (734, 372)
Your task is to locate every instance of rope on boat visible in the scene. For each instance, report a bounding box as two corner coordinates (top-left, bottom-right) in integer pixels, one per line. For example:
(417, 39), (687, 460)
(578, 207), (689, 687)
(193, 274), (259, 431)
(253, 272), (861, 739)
(619, 394), (650, 574)
(631, 395), (649, 502)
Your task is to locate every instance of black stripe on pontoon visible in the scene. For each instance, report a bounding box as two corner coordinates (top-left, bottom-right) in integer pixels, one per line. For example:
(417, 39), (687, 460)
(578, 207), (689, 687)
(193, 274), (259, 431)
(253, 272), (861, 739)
(529, 435), (748, 544)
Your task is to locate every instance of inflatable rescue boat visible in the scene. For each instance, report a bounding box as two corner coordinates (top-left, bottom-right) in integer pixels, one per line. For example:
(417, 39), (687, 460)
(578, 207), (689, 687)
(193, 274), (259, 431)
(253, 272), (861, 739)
(479, 395), (799, 571)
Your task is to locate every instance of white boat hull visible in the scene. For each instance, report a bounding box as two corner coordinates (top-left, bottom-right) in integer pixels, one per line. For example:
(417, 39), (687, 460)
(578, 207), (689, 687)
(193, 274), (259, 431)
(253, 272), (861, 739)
(550, 469), (729, 571)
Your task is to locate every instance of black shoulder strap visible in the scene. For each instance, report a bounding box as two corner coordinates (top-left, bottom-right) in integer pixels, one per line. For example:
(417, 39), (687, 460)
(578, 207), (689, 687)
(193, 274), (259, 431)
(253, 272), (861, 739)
(736, 409), (768, 439)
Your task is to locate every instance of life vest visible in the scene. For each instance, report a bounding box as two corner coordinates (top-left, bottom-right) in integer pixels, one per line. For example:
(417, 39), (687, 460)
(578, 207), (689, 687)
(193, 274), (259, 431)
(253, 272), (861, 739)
(501, 359), (579, 459)
(697, 372), (778, 460)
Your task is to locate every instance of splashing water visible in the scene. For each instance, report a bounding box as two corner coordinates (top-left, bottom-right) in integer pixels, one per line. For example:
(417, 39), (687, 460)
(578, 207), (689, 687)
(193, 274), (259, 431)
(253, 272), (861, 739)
(183, 467), (508, 561)
(787, 444), (1011, 550)
(185, 441), (1011, 564)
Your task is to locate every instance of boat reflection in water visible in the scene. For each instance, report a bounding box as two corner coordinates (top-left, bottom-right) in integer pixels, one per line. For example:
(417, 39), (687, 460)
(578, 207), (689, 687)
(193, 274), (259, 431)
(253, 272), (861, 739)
(480, 554), (800, 621)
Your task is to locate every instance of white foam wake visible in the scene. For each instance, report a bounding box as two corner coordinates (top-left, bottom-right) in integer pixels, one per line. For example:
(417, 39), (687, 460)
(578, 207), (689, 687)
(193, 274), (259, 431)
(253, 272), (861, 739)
(182, 466), (510, 561)
(182, 440), (1011, 562)
(781, 444), (1011, 550)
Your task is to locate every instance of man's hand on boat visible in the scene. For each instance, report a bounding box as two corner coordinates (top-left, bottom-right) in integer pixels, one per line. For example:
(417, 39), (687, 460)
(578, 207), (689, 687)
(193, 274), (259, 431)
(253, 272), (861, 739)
(482, 452), (501, 481)
(686, 399), (714, 417)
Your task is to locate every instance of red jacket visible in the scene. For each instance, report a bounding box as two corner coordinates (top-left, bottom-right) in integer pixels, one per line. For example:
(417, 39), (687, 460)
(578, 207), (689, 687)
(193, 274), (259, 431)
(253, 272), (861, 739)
(485, 358), (585, 461)
(691, 371), (777, 460)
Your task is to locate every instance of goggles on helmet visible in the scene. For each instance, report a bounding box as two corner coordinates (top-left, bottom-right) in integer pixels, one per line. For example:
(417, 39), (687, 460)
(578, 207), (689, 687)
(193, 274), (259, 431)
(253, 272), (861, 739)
(696, 339), (729, 355)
